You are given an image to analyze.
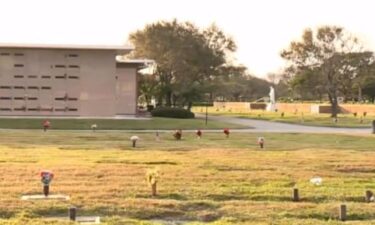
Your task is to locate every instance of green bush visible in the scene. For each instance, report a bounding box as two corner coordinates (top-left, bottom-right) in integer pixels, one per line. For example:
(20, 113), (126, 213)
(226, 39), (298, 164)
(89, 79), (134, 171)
(250, 103), (267, 110)
(193, 102), (214, 107)
(151, 107), (195, 119)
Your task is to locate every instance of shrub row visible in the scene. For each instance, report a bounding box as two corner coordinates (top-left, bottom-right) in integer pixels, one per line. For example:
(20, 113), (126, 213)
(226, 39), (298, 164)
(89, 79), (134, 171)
(151, 107), (195, 119)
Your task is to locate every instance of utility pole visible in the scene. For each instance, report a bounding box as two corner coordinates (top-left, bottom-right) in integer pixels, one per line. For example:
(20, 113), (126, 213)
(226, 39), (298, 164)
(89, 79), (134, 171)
(205, 102), (208, 126)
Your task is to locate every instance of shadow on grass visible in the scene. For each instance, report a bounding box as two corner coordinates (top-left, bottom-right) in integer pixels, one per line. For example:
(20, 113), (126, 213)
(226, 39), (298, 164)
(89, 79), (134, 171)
(95, 160), (178, 165)
(135, 193), (188, 201)
(205, 194), (292, 202)
(122, 208), (186, 221)
(0, 210), (15, 219)
(31, 207), (69, 217)
(284, 212), (334, 221)
(204, 194), (367, 203)
(287, 211), (375, 221)
(0, 160), (38, 163)
(336, 167), (375, 173)
(178, 201), (219, 211)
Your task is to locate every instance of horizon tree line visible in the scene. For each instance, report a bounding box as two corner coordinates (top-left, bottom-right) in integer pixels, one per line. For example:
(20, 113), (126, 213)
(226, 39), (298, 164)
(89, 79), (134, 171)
(128, 20), (375, 116)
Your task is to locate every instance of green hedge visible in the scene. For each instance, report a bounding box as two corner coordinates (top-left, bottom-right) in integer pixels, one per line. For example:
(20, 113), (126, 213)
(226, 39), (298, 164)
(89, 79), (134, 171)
(193, 102), (214, 107)
(151, 107), (195, 119)
(250, 103), (267, 110)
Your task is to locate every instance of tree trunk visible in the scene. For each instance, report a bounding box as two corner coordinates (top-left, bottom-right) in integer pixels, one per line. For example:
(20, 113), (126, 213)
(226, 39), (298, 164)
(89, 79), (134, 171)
(165, 91), (172, 107)
(358, 86), (362, 102)
(328, 92), (339, 118)
(172, 94), (178, 107)
(145, 95), (151, 105)
(157, 95), (163, 107)
(187, 102), (193, 111)
(319, 93), (322, 103)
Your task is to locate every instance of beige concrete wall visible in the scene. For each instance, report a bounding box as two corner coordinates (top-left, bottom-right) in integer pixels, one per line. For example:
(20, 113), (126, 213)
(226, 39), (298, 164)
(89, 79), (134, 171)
(115, 66), (138, 115)
(212, 102), (375, 115)
(276, 103), (313, 114)
(79, 50), (117, 116)
(0, 48), (128, 117)
(340, 104), (375, 115)
(214, 102), (250, 110)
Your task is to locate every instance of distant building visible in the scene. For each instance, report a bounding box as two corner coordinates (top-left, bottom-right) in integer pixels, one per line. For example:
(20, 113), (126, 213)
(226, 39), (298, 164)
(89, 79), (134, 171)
(0, 43), (149, 117)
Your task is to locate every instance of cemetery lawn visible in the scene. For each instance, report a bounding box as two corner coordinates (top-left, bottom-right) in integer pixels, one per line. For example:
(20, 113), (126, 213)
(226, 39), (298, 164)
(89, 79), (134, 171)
(192, 107), (375, 128)
(0, 131), (375, 224)
(0, 117), (245, 130)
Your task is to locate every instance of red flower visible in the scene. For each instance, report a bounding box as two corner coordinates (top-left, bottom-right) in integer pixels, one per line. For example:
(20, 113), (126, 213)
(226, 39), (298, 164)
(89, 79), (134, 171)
(223, 128), (230, 137)
(43, 120), (50, 128)
(173, 129), (182, 140)
(40, 170), (54, 179)
(196, 129), (202, 137)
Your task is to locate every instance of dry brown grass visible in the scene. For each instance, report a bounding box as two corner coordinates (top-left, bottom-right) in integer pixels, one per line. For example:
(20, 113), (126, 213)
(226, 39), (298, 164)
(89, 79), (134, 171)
(0, 131), (373, 224)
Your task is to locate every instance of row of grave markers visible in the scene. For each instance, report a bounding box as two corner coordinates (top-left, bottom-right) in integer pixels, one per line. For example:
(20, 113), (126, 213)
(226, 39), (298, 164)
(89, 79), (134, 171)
(292, 188), (374, 221)
(20, 170), (100, 224)
(33, 170), (374, 222)
(131, 129), (266, 149)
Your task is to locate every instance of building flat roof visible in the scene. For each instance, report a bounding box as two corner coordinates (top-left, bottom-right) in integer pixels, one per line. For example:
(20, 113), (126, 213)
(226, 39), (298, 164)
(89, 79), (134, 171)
(0, 43), (133, 54)
(117, 59), (154, 64)
(116, 59), (154, 69)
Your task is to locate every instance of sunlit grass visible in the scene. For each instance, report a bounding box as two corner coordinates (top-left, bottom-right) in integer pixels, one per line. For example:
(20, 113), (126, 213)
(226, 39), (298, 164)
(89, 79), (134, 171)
(192, 107), (375, 128)
(0, 131), (374, 224)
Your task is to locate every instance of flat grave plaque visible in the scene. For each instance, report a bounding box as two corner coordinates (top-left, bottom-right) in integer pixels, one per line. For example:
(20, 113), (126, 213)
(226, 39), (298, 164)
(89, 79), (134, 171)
(21, 194), (70, 201)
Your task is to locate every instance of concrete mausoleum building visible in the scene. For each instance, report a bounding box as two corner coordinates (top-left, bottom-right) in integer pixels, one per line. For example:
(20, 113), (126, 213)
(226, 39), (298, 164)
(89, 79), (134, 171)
(0, 43), (147, 117)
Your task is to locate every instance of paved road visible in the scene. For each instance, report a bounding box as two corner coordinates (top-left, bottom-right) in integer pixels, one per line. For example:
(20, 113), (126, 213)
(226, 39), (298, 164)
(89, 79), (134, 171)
(205, 115), (372, 134)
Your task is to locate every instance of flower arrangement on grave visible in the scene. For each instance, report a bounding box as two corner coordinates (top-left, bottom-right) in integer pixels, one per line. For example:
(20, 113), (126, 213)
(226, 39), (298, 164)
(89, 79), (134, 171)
(310, 176), (322, 185)
(155, 131), (160, 141)
(196, 129), (202, 139)
(40, 170), (54, 197)
(130, 135), (139, 147)
(146, 169), (159, 196)
(257, 137), (265, 148)
(42, 120), (51, 132)
(223, 128), (230, 138)
(173, 129), (182, 140)
(91, 124), (98, 131)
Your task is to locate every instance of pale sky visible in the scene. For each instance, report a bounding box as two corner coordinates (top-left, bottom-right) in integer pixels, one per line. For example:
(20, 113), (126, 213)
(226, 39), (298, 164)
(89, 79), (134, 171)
(0, 0), (374, 78)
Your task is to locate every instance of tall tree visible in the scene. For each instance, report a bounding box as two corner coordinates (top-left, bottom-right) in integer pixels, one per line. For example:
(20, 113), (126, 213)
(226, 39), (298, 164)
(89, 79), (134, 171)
(356, 61), (375, 102)
(138, 74), (159, 105)
(362, 77), (375, 102)
(281, 26), (373, 117)
(128, 20), (236, 109)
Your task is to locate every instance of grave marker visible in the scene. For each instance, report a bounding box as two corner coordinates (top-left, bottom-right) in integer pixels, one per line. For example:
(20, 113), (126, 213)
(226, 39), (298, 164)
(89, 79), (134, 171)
(69, 207), (77, 221)
(257, 137), (265, 149)
(40, 170), (54, 196)
(292, 188), (299, 202)
(130, 136), (139, 147)
(365, 190), (373, 202)
(339, 204), (346, 221)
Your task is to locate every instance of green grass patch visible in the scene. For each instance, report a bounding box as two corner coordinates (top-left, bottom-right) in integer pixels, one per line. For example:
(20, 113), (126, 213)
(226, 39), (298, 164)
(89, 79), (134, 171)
(0, 117), (245, 130)
(0, 131), (373, 224)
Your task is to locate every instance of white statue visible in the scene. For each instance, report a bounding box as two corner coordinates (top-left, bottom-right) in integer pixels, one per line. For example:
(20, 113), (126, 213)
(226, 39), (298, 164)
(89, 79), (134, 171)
(269, 86), (275, 104)
(266, 86), (277, 112)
